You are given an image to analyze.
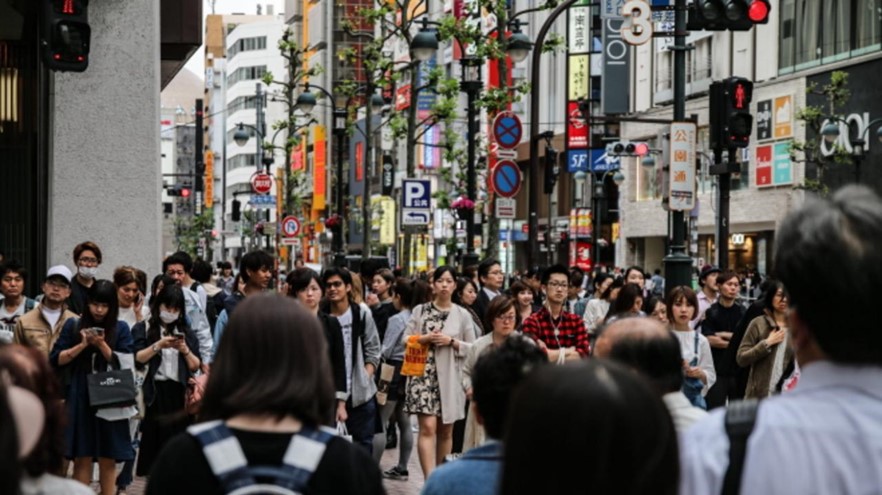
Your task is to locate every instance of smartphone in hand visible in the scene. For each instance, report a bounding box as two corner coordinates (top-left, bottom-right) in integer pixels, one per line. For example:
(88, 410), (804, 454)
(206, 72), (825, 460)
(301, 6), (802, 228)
(89, 327), (105, 337)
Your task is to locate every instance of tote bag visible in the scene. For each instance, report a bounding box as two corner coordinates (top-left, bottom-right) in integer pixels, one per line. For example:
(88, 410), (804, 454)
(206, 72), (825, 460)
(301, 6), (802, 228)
(87, 354), (137, 409)
(400, 335), (429, 377)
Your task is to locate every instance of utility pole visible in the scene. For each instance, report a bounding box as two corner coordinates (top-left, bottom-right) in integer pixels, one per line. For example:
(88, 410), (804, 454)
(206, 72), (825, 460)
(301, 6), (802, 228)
(662, 0), (693, 292)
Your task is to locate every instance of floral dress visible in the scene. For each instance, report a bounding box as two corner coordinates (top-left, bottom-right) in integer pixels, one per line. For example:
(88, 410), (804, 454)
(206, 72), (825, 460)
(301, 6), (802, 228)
(404, 303), (449, 417)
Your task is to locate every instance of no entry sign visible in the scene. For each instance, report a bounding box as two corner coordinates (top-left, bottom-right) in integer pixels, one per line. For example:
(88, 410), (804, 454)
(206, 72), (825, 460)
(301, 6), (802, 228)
(251, 172), (273, 194)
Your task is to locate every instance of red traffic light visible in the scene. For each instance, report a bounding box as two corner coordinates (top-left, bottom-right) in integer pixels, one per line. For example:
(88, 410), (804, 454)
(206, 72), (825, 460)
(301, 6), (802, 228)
(633, 142), (650, 156)
(180, 187), (191, 198)
(748, 0), (770, 23)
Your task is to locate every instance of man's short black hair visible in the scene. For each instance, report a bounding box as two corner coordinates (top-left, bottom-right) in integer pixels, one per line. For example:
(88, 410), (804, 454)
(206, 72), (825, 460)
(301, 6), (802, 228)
(163, 251), (193, 274)
(477, 258), (500, 280)
(607, 330), (684, 394)
(191, 260), (213, 284)
(0, 260), (26, 282)
(774, 185), (882, 365)
(541, 264), (569, 285)
(472, 335), (546, 439)
(239, 250), (274, 284)
(321, 266), (352, 286)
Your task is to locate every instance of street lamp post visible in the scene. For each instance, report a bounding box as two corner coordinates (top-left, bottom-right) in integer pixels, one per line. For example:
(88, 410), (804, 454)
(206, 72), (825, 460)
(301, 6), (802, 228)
(591, 169), (625, 272)
(295, 84), (349, 267)
(528, 0), (580, 269)
(820, 118), (882, 183)
(461, 56), (482, 269)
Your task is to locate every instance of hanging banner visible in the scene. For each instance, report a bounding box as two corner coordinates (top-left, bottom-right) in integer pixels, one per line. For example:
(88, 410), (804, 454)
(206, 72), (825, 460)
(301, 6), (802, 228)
(204, 150), (214, 208)
(313, 126), (327, 211)
(602, 17), (631, 115)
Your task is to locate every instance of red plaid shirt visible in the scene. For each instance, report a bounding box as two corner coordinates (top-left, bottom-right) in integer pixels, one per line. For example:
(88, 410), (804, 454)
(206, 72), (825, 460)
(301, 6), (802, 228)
(521, 306), (590, 357)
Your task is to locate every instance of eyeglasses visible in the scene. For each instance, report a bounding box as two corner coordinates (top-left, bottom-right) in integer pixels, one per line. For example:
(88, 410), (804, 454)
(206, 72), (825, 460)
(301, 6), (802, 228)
(495, 315), (516, 322)
(326, 281), (345, 289)
(45, 280), (70, 290)
(78, 257), (99, 265)
(546, 282), (569, 290)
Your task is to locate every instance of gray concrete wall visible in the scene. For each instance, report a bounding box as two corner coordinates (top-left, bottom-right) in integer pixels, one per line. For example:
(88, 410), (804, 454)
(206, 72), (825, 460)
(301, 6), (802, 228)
(49, 0), (162, 277)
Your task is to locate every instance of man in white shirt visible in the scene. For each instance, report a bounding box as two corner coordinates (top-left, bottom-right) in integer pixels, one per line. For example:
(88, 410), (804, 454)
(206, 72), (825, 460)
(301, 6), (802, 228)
(681, 185), (882, 494)
(163, 252), (213, 362)
(594, 317), (707, 432)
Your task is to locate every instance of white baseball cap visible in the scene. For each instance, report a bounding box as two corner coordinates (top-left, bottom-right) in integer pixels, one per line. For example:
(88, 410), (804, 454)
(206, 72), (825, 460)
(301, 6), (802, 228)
(46, 265), (73, 284)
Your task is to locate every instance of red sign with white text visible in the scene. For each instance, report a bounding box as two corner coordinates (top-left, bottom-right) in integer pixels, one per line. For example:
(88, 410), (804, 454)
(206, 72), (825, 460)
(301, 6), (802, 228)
(567, 101), (588, 148)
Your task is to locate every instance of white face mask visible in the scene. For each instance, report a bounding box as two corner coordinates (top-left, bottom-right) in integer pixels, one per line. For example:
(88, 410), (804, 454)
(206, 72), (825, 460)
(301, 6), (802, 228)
(159, 310), (179, 324)
(78, 266), (98, 279)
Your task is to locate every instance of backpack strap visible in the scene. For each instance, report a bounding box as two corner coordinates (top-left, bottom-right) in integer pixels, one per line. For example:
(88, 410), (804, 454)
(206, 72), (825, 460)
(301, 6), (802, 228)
(188, 421), (335, 495)
(188, 421), (257, 493)
(721, 399), (760, 495)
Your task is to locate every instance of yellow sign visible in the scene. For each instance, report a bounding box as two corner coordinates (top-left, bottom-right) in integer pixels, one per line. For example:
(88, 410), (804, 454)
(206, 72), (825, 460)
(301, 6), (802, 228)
(774, 95), (792, 139)
(568, 55), (590, 101)
(372, 196), (396, 246)
(204, 151), (214, 208)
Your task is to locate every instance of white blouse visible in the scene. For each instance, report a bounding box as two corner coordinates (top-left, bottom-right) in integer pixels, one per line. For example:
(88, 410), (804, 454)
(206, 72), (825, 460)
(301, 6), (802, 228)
(671, 329), (716, 395)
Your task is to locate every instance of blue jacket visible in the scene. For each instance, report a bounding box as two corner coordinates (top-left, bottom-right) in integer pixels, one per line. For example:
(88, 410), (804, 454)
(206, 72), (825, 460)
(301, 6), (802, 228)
(421, 441), (503, 495)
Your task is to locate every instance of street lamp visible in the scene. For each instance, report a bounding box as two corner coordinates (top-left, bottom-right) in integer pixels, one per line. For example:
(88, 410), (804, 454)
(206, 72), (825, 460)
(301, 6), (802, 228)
(820, 117), (882, 182)
(592, 168), (625, 272)
(296, 82), (349, 267)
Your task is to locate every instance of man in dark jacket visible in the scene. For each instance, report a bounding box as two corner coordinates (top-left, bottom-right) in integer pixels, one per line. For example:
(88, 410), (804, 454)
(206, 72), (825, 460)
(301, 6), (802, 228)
(701, 270), (745, 409)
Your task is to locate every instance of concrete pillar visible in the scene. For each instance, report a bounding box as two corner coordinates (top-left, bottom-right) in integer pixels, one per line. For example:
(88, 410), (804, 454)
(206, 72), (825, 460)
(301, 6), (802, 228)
(50, 0), (162, 276)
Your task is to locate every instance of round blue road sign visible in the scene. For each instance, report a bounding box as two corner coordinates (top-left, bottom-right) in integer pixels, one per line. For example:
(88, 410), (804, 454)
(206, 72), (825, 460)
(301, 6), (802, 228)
(493, 112), (523, 150)
(492, 160), (522, 198)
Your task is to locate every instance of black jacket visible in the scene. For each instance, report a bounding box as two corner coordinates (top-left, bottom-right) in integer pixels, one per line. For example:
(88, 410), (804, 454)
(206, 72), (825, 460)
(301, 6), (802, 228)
(132, 321), (202, 406)
(318, 312), (347, 401)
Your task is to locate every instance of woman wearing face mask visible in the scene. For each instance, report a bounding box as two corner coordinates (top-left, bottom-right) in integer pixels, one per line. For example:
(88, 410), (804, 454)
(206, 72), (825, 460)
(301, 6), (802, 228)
(131, 283), (201, 477)
(50, 280), (134, 495)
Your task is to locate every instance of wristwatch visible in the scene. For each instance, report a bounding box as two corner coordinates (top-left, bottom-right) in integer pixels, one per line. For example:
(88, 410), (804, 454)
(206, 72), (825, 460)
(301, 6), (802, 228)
(152, 344), (160, 353)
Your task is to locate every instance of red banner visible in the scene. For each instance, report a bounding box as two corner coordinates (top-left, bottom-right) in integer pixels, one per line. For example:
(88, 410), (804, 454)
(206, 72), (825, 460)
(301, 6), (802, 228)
(567, 101), (589, 148)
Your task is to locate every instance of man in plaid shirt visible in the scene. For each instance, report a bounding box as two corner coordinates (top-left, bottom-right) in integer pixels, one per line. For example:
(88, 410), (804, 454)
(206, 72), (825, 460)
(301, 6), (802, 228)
(521, 264), (590, 361)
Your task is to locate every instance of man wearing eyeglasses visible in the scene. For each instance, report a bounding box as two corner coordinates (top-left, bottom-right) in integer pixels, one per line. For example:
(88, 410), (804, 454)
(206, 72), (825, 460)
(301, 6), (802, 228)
(67, 241), (102, 316)
(473, 258), (505, 323)
(14, 265), (78, 355)
(520, 264), (590, 363)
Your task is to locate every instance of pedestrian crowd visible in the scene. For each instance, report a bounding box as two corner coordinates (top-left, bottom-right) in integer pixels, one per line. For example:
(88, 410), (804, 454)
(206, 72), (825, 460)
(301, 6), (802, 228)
(1, 185), (882, 494)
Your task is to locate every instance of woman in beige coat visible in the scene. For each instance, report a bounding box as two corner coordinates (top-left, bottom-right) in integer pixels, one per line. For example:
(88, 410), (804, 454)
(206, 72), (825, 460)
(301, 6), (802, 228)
(736, 281), (793, 399)
(403, 266), (477, 478)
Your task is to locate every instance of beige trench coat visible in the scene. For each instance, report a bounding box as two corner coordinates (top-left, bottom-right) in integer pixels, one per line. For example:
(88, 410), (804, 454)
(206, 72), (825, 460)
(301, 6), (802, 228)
(403, 303), (477, 424)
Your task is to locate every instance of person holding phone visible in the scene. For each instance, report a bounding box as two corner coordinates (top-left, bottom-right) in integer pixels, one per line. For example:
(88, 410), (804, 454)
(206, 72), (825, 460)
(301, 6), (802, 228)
(131, 283), (201, 477)
(114, 266), (149, 330)
(50, 280), (135, 495)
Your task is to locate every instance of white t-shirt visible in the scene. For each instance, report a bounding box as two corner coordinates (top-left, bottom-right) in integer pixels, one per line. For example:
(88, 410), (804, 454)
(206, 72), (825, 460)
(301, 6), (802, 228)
(0, 299), (26, 343)
(40, 306), (62, 330)
(118, 305), (150, 329)
(337, 307), (354, 393)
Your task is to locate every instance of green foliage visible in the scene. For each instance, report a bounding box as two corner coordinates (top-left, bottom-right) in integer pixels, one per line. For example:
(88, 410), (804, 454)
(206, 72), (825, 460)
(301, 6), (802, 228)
(175, 208), (215, 258)
(792, 70), (852, 195)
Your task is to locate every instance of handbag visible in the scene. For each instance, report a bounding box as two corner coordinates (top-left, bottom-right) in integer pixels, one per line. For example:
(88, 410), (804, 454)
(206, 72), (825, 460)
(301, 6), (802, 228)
(186, 364), (210, 416)
(681, 330), (707, 410)
(401, 335), (429, 377)
(87, 354), (137, 409)
(336, 421), (352, 443)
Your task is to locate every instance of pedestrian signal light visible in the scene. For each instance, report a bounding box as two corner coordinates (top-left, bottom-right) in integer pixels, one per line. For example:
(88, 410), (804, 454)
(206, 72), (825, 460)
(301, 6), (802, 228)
(710, 77), (754, 149)
(41, 0), (91, 72)
(231, 199), (242, 222)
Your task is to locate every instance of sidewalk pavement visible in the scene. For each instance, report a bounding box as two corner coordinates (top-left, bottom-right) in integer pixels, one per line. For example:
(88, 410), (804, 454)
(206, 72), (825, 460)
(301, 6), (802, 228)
(126, 442), (425, 495)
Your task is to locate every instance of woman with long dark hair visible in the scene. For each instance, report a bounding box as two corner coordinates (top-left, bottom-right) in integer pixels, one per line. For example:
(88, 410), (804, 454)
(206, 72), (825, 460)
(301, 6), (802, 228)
(131, 283), (201, 476)
(453, 277), (484, 336)
(501, 360), (679, 495)
(603, 282), (645, 324)
(286, 267), (348, 423)
(736, 280), (794, 398)
(50, 280), (135, 495)
(146, 294), (384, 494)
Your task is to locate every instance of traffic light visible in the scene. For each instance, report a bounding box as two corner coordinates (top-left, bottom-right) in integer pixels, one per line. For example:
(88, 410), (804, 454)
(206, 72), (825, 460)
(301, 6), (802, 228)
(166, 185), (192, 197)
(544, 146), (559, 194)
(710, 76), (754, 149)
(180, 187), (191, 199)
(231, 199), (241, 222)
(687, 0), (770, 31)
(41, 0), (91, 72)
(605, 141), (650, 157)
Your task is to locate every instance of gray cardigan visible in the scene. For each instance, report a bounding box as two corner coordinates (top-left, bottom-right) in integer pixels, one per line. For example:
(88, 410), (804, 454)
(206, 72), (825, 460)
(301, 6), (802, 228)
(347, 303), (382, 407)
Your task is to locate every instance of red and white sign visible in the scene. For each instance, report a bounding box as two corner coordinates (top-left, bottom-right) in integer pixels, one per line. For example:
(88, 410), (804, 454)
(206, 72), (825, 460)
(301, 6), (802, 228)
(281, 216), (301, 237)
(251, 172), (273, 194)
(755, 144), (773, 187)
(569, 241), (593, 271)
(567, 101), (589, 148)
